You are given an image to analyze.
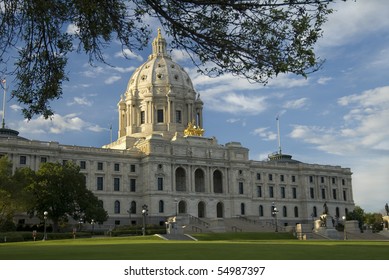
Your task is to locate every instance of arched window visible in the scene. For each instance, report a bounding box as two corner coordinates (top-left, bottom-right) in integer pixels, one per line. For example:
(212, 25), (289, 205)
(114, 200), (120, 214)
(175, 167), (186, 192)
(195, 169), (205, 192)
(283, 206), (287, 217)
(294, 206), (299, 217)
(241, 203), (245, 215)
(217, 202), (224, 218)
(178, 200), (187, 214)
(159, 200), (164, 213)
(259, 205), (264, 217)
(198, 201), (206, 218)
(213, 170), (223, 193)
(313, 206), (317, 217)
(130, 201), (136, 214)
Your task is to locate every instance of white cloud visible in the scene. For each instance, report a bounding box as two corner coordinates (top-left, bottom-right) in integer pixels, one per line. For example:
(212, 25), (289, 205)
(113, 66), (136, 73)
(10, 104), (22, 111)
(283, 98), (309, 109)
(66, 23), (79, 35)
(205, 92), (268, 115)
(226, 118), (247, 127)
(317, 77), (333, 85)
(114, 49), (143, 61)
(171, 49), (191, 62)
(82, 65), (104, 78)
(104, 75), (122, 85)
(67, 97), (93, 107)
(320, 1), (389, 48)
(290, 86), (389, 155)
(252, 127), (277, 141)
(16, 113), (105, 135)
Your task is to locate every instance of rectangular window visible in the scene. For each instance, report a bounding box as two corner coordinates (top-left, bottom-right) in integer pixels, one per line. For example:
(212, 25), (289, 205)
(130, 164), (136, 172)
(140, 111), (145, 124)
(157, 109), (164, 123)
(114, 177), (120, 191)
(257, 186), (262, 197)
(310, 187), (314, 199)
(97, 162), (103, 171)
(342, 179), (345, 186)
(256, 173), (261, 180)
(238, 182), (244, 194)
(40, 157), (47, 163)
(292, 175), (296, 183)
(114, 163), (120, 172)
(269, 186), (274, 198)
(321, 176), (325, 183)
(268, 174), (273, 181)
(97, 177), (104, 191)
(281, 186), (286, 198)
(19, 155), (26, 165)
(280, 175), (284, 182)
(157, 177), (164, 191)
(332, 177), (336, 184)
(130, 179), (136, 192)
(321, 188), (326, 199)
(292, 187), (297, 199)
(80, 161), (86, 169)
(309, 176), (314, 183)
(343, 189), (347, 201)
(175, 110), (182, 123)
(332, 189), (337, 200)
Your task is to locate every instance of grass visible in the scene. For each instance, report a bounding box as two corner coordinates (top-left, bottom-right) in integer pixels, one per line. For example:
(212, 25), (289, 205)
(0, 233), (388, 260)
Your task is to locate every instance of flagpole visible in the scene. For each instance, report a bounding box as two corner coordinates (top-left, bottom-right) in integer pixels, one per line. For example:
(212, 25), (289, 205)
(276, 114), (281, 155)
(1, 79), (6, 129)
(110, 124), (112, 143)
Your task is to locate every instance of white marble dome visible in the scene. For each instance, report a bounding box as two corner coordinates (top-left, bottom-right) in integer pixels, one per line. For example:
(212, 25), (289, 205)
(116, 29), (204, 141)
(125, 29), (195, 98)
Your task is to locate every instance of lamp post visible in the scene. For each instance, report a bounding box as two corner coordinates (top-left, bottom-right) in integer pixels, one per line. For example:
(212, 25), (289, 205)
(272, 202), (279, 232)
(43, 211), (48, 241)
(342, 216), (347, 240)
(78, 218), (83, 231)
(91, 219), (95, 236)
(174, 198), (178, 216)
(142, 204), (148, 236)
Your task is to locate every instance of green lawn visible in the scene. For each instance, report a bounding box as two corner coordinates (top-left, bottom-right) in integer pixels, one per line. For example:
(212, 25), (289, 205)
(0, 233), (388, 260)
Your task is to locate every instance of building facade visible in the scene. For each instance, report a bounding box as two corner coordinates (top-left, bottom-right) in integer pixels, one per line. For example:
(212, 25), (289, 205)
(0, 30), (354, 230)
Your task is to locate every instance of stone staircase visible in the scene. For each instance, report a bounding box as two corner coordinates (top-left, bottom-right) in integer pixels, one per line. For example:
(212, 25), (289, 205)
(182, 215), (284, 234)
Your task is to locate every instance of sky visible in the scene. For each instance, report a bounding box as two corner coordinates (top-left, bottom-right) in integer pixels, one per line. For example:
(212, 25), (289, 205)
(1, 1), (388, 213)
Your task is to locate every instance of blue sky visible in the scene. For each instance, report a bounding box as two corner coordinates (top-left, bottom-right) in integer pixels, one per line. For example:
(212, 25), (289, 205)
(2, 1), (389, 213)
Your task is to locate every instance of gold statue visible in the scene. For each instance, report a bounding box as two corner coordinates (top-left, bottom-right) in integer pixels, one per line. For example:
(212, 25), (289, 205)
(184, 121), (204, 137)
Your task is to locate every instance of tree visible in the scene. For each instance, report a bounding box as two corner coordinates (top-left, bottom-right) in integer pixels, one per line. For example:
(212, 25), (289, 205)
(0, 156), (34, 230)
(364, 212), (383, 233)
(26, 161), (108, 232)
(346, 205), (365, 232)
(0, 0), (341, 119)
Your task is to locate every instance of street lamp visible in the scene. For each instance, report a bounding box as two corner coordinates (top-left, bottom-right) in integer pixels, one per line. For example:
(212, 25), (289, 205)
(78, 218), (83, 231)
(342, 216), (347, 240)
(43, 211), (48, 241)
(174, 198), (178, 216)
(142, 204), (148, 236)
(91, 219), (95, 236)
(271, 202), (279, 232)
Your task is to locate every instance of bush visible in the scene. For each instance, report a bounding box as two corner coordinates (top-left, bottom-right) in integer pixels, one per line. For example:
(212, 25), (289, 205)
(0, 231), (92, 243)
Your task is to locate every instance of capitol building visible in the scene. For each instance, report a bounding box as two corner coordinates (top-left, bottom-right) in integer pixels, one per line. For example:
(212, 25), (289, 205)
(0, 30), (354, 232)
